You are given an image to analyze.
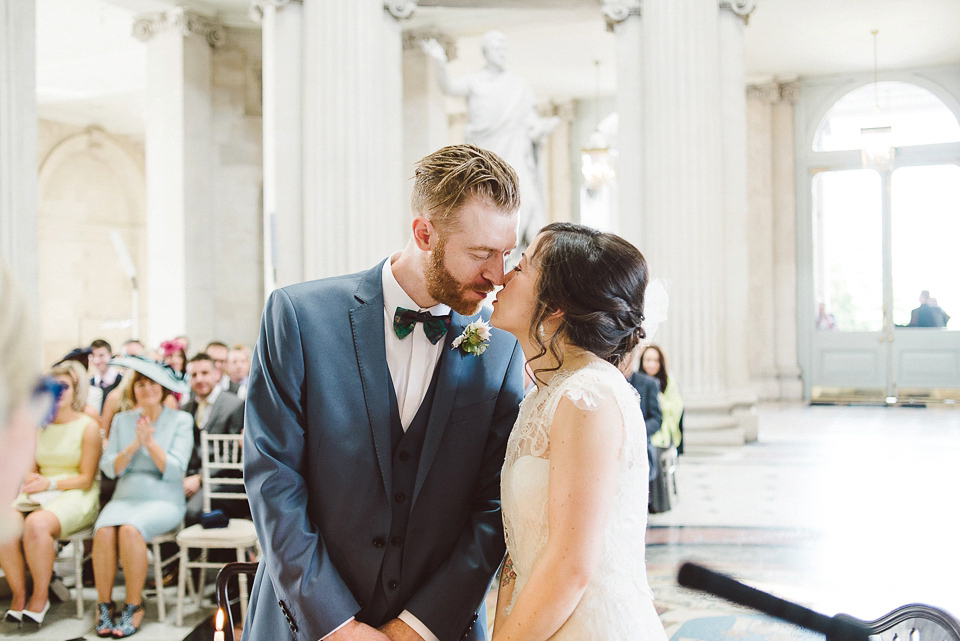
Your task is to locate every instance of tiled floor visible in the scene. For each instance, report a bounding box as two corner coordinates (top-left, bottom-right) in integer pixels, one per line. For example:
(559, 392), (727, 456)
(3, 402), (959, 640)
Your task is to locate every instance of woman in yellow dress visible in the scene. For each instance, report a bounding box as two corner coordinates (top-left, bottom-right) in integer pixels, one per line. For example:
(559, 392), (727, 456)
(1, 362), (101, 628)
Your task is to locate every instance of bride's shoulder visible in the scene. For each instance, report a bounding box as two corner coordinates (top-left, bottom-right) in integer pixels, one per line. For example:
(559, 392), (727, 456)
(556, 360), (630, 412)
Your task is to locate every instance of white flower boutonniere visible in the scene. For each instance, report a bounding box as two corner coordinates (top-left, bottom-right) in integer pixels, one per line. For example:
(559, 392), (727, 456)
(451, 320), (492, 356)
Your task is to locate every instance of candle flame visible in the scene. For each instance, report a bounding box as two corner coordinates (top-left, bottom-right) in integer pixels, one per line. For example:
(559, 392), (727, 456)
(216, 608), (224, 630)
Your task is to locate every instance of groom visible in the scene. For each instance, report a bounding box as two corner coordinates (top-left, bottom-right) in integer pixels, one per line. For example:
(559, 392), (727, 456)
(243, 145), (526, 641)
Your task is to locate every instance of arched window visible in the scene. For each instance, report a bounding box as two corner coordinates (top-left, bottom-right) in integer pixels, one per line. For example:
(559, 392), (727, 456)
(806, 78), (960, 398)
(814, 81), (960, 152)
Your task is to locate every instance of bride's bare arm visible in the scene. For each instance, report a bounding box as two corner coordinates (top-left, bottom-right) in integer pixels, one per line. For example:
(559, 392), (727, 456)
(492, 554), (517, 634)
(491, 395), (623, 641)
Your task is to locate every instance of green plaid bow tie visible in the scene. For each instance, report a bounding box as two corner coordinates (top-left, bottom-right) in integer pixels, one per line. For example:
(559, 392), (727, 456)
(393, 307), (452, 344)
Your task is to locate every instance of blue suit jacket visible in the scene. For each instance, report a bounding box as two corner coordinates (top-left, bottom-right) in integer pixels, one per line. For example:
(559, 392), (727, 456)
(242, 260), (525, 641)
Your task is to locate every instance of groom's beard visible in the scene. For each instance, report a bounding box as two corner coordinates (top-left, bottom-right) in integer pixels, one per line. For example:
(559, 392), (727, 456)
(425, 239), (493, 316)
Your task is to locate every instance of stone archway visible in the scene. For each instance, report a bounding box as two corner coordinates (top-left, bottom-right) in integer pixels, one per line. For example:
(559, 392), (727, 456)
(37, 126), (146, 366)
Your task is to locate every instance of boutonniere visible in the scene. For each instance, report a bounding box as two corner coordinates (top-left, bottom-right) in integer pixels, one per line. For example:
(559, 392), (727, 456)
(451, 320), (492, 356)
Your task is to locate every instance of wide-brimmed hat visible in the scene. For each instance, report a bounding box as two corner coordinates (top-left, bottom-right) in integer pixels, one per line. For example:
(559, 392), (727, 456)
(110, 355), (189, 394)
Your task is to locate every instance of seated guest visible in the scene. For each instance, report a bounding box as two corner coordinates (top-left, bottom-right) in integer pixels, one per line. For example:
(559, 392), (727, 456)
(158, 339), (188, 406)
(641, 345), (684, 452)
(119, 340), (143, 357)
(620, 349), (670, 511)
(89, 339), (122, 413)
(59, 359), (102, 424)
(181, 353), (245, 523)
(204, 341), (230, 391)
(92, 358), (192, 638)
(226, 344), (251, 399)
(1, 363), (101, 628)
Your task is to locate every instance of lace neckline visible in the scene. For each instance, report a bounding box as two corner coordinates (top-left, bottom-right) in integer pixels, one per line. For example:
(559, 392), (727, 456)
(530, 358), (618, 395)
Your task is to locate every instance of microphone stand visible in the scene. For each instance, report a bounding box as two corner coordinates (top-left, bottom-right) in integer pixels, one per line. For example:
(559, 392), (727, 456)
(677, 562), (871, 641)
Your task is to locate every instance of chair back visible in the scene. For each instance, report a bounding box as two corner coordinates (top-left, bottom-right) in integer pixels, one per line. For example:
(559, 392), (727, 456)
(200, 433), (246, 513)
(845, 604), (960, 641)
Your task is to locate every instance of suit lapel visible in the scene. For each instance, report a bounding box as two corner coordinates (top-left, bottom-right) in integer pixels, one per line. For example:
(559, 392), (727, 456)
(412, 312), (469, 505)
(205, 396), (224, 432)
(350, 261), (392, 495)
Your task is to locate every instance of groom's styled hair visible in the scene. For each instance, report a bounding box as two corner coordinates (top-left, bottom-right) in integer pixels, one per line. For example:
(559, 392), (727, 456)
(411, 144), (520, 234)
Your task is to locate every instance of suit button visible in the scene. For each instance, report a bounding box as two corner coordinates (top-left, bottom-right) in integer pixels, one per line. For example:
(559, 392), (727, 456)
(398, 451), (409, 462)
(391, 536), (402, 546)
(395, 492), (406, 503)
(472, 614), (478, 622)
(388, 580), (398, 589)
(372, 536), (385, 548)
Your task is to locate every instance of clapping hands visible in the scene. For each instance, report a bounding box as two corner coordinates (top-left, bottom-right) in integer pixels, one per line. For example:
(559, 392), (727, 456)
(135, 414), (156, 447)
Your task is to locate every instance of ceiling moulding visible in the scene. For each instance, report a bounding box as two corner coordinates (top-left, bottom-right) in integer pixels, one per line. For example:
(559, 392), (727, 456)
(418, 0), (588, 7)
(133, 7), (227, 46)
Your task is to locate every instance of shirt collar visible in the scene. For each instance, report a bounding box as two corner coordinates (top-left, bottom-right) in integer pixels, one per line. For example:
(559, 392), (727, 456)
(381, 255), (451, 317)
(198, 383), (221, 406)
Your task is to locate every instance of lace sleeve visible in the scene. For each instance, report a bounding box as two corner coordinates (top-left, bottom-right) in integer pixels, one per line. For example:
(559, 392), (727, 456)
(559, 369), (620, 411)
(556, 364), (647, 467)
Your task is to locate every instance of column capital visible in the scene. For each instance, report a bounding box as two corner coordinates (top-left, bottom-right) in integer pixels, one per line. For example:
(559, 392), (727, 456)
(133, 8), (225, 47)
(779, 81), (801, 104)
(402, 28), (457, 62)
(249, 0), (301, 24)
(601, 0), (641, 26)
(746, 81), (800, 104)
(385, 0), (418, 20)
(746, 82), (780, 104)
(719, 0), (758, 25)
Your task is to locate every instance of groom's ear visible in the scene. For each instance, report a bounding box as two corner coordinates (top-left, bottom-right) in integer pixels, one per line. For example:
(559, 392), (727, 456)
(412, 216), (436, 251)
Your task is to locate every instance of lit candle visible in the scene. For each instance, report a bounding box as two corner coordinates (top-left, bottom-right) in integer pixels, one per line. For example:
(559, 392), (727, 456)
(213, 608), (225, 641)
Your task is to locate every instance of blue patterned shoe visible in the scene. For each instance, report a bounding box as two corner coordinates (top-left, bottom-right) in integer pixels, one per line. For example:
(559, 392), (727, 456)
(96, 602), (115, 637)
(112, 602), (144, 638)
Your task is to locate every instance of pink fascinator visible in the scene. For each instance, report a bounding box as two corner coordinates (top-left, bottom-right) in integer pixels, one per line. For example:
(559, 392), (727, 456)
(159, 338), (187, 356)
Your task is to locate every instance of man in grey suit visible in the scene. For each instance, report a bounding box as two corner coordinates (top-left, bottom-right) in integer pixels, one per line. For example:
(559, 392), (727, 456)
(243, 145), (526, 641)
(182, 352), (246, 523)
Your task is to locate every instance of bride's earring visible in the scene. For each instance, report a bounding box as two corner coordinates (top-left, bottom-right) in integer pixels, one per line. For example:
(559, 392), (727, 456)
(538, 323), (545, 338)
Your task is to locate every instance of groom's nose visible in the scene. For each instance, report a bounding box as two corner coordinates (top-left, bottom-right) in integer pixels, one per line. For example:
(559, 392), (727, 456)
(482, 255), (507, 286)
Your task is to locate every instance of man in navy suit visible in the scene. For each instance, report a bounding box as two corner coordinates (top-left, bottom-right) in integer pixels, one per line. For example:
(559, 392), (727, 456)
(243, 145), (526, 641)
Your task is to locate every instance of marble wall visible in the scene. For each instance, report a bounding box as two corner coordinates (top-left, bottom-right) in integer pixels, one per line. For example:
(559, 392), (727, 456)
(35, 26), (263, 365)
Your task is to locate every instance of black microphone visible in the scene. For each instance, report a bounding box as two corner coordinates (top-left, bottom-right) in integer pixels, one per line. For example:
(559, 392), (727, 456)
(677, 562), (871, 641)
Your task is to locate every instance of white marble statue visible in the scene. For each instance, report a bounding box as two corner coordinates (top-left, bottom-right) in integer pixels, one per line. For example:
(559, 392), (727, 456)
(424, 30), (559, 247)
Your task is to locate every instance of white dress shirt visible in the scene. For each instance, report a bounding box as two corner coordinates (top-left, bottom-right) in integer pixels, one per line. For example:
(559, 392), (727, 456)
(321, 256), (445, 641)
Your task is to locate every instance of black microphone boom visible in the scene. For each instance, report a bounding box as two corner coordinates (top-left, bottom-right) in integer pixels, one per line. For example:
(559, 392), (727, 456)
(677, 562), (871, 641)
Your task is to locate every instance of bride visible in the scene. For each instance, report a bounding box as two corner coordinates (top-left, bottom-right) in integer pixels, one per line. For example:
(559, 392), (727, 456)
(489, 222), (668, 641)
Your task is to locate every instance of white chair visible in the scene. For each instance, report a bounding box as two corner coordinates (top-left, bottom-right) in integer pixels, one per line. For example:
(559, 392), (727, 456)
(175, 433), (259, 626)
(147, 525), (182, 621)
(59, 525), (94, 618)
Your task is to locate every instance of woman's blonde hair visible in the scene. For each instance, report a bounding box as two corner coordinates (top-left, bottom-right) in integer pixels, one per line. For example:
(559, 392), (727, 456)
(0, 263), (40, 430)
(50, 361), (89, 413)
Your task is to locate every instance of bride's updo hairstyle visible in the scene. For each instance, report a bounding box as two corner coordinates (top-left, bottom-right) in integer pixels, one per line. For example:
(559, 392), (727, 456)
(529, 222), (647, 384)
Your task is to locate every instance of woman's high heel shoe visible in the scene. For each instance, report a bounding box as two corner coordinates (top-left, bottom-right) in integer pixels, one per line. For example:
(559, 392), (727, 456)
(112, 602), (145, 638)
(21, 600), (50, 628)
(96, 602), (116, 638)
(3, 609), (23, 628)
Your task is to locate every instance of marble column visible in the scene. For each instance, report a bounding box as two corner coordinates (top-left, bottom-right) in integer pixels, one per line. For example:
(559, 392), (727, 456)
(134, 8), (222, 346)
(302, 0), (409, 280)
(402, 29), (454, 214)
(253, 0), (304, 291)
(0, 0), (39, 314)
(719, 1), (758, 440)
(745, 83), (781, 400)
(607, 0), (743, 444)
(605, 0), (643, 244)
(772, 83), (803, 400)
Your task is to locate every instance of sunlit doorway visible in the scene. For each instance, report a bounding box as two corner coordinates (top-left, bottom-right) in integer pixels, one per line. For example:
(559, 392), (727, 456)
(805, 81), (960, 402)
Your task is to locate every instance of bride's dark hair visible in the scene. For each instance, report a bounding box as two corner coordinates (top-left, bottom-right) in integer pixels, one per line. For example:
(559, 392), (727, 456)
(528, 222), (648, 385)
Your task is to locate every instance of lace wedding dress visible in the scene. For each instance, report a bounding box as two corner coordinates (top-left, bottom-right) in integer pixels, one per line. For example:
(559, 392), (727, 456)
(501, 360), (667, 640)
